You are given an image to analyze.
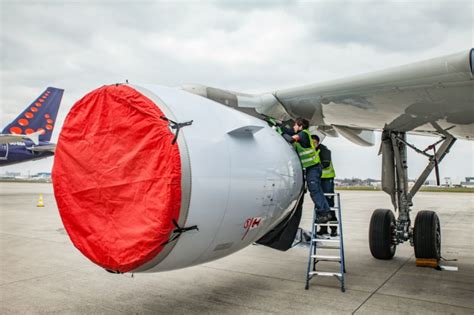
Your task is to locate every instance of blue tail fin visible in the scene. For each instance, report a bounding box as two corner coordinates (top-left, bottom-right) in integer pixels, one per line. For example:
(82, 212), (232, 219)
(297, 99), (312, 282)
(2, 87), (64, 142)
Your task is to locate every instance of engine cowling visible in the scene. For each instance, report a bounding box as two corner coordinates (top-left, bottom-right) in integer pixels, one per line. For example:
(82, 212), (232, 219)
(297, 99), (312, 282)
(53, 84), (303, 273)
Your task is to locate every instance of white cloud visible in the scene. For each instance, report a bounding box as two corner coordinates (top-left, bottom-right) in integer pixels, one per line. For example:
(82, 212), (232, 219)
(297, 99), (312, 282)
(308, 0), (471, 51)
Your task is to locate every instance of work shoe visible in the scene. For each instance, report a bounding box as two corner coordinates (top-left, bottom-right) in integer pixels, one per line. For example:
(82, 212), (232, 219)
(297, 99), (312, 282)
(317, 227), (329, 236)
(330, 228), (338, 237)
(315, 213), (330, 224)
(302, 230), (312, 243)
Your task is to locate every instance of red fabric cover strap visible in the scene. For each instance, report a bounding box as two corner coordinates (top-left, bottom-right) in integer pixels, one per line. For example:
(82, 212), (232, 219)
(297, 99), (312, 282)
(53, 85), (181, 273)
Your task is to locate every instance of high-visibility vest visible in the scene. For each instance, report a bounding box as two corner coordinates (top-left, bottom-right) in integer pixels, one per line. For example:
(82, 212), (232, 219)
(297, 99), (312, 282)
(321, 161), (336, 179)
(293, 129), (321, 169)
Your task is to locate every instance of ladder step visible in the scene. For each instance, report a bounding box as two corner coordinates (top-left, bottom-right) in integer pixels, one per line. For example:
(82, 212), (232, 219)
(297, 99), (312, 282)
(314, 223), (339, 227)
(315, 207), (339, 211)
(315, 245), (340, 249)
(312, 238), (340, 243)
(311, 255), (341, 261)
(308, 271), (342, 277)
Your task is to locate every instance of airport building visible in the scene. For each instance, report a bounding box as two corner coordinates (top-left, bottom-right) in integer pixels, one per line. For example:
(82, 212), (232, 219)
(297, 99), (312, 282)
(460, 177), (474, 187)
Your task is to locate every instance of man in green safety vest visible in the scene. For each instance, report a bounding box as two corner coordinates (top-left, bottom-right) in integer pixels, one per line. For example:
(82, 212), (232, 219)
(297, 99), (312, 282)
(282, 118), (331, 224)
(312, 134), (338, 237)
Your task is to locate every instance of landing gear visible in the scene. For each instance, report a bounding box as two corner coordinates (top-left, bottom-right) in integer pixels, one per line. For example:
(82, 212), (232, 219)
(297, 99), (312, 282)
(369, 209), (396, 259)
(369, 126), (455, 260)
(414, 211), (441, 259)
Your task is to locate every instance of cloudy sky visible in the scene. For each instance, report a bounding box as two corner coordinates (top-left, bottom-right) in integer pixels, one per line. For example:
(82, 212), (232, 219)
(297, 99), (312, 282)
(1, 0), (473, 182)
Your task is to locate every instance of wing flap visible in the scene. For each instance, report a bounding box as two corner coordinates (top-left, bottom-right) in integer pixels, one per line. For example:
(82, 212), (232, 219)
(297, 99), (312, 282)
(332, 126), (375, 146)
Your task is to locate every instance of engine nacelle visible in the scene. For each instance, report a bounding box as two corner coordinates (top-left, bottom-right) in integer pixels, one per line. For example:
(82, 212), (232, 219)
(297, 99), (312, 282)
(53, 84), (303, 273)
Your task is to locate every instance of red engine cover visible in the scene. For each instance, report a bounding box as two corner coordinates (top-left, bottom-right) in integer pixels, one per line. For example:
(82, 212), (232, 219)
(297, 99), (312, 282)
(53, 85), (181, 272)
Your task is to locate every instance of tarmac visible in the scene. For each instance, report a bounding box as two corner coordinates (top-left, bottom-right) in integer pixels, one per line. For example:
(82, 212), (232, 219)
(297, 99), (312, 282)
(1, 182), (473, 314)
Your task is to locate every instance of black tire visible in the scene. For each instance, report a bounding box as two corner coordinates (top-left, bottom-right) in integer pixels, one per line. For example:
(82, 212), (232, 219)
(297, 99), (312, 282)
(369, 209), (396, 259)
(414, 211), (441, 259)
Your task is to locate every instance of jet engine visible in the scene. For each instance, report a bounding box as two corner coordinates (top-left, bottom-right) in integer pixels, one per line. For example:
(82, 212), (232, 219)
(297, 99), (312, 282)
(53, 84), (303, 273)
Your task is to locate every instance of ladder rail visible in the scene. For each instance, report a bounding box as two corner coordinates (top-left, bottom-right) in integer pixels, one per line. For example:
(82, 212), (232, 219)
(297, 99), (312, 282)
(336, 193), (346, 287)
(305, 202), (318, 289)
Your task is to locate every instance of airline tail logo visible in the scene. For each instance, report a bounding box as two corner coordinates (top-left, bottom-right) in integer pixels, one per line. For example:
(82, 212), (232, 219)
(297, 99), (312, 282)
(3, 87), (64, 142)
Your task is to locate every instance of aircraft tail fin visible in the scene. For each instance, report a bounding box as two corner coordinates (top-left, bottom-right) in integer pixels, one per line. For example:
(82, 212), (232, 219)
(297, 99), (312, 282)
(2, 87), (64, 142)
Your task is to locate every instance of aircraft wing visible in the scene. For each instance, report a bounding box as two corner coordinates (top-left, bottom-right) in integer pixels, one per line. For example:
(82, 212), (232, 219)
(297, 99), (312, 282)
(0, 131), (40, 145)
(182, 49), (473, 146)
(269, 49), (474, 144)
(26, 144), (56, 153)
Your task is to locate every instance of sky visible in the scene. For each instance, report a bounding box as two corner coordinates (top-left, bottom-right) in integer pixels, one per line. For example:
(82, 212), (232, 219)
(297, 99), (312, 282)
(1, 0), (473, 182)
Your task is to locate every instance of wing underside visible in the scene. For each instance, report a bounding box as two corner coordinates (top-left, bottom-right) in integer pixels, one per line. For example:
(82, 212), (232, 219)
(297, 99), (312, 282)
(271, 49), (474, 140)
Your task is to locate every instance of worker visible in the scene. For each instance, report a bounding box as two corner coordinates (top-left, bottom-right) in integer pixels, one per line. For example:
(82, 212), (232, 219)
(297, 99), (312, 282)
(283, 118), (331, 223)
(312, 134), (338, 237)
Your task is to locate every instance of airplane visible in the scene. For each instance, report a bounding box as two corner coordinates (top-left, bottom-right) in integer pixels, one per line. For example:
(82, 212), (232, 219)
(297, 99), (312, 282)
(51, 48), (473, 275)
(0, 87), (64, 166)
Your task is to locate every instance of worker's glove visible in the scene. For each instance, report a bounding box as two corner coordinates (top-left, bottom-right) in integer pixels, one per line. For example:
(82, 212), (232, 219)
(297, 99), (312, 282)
(282, 133), (294, 143)
(321, 160), (330, 169)
(263, 116), (281, 127)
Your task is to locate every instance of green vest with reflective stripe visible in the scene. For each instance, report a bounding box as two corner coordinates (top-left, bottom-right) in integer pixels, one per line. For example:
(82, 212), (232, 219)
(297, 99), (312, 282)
(293, 129), (321, 169)
(321, 161), (336, 179)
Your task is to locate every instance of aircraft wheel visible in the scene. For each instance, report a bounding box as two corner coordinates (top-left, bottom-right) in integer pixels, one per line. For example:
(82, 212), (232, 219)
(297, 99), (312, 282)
(369, 209), (396, 259)
(414, 211), (441, 259)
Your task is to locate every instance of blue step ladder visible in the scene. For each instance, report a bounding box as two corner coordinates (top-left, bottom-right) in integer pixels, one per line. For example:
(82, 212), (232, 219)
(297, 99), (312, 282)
(305, 193), (346, 292)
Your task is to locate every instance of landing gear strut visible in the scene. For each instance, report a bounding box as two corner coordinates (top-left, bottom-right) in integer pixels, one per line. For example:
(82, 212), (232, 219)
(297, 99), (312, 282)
(369, 126), (456, 260)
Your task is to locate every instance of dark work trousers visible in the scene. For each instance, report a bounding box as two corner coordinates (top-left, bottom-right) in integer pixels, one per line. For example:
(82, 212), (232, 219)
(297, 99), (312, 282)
(321, 177), (336, 220)
(305, 164), (330, 215)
